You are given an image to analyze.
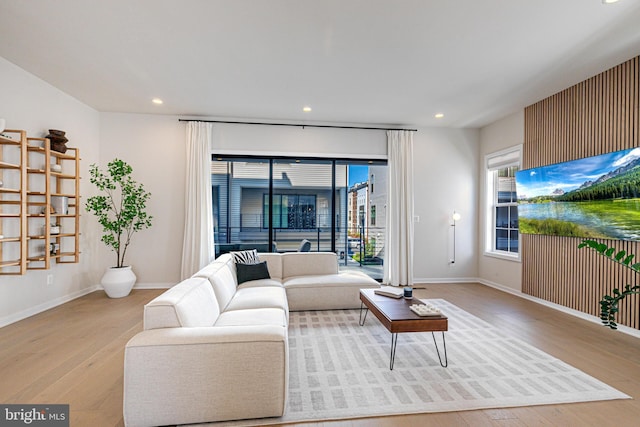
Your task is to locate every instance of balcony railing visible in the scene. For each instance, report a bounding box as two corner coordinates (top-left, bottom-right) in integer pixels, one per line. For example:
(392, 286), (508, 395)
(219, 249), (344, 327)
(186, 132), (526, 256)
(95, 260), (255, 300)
(214, 224), (385, 280)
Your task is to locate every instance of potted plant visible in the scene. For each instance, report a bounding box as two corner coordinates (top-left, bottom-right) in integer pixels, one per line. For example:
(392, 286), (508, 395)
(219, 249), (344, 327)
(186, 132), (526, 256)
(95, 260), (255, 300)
(579, 239), (640, 329)
(86, 159), (152, 298)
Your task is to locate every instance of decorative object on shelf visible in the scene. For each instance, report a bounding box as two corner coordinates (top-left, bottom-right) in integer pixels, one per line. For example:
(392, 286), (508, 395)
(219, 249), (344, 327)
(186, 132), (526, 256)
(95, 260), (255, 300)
(46, 129), (69, 153)
(51, 195), (68, 215)
(86, 158), (152, 298)
(578, 239), (640, 329)
(49, 242), (59, 255)
(50, 164), (62, 173)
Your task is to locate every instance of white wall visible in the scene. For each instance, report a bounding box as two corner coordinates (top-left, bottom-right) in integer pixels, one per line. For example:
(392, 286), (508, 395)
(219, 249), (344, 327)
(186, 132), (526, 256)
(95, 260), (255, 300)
(0, 57), (101, 326)
(478, 111), (523, 291)
(99, 113), (185, 287)
(210, 122), (387, 159)
(412, 128), (479, 282)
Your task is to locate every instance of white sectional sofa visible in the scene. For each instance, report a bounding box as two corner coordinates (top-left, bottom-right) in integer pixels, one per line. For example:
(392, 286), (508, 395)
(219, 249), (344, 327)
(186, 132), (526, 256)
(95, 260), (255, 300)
(123, 251), (380, 427)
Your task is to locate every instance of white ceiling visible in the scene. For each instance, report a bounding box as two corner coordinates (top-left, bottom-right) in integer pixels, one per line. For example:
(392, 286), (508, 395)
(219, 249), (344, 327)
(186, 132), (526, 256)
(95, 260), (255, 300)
(1, 0), (640, 128)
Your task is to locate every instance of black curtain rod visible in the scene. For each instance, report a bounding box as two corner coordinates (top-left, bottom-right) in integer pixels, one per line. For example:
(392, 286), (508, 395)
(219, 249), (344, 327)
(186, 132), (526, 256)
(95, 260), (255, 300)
(178, 118), (417, 132)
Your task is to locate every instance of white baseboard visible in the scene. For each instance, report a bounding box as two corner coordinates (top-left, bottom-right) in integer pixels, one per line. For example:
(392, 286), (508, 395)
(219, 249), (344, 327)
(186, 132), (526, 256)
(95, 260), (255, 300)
(95, 282), (174, 290)
(413, 277), (478, 284)
(478, 278), (640, 340)
(0, 285), (99, 328)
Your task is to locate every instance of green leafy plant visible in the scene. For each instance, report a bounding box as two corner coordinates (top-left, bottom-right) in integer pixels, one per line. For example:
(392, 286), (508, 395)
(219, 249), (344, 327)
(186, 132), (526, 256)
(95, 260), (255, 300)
(578, 239), (640, 329)
(86, 159), (152, 268)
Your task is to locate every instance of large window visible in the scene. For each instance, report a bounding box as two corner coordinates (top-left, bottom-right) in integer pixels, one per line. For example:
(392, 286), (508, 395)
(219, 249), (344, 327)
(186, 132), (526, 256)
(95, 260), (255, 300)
(212, 155), (387, 280)
(485, 147), (521, 259)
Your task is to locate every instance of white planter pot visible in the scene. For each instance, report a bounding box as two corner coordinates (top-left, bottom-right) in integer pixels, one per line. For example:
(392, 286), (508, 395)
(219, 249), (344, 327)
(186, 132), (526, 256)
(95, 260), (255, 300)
(101, 266), (136, 298)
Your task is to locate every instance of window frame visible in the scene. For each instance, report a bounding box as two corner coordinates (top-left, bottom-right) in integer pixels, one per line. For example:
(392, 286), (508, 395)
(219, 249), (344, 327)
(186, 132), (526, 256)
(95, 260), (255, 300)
(484, 146), (522, 262)
(211, 154), (387, 257)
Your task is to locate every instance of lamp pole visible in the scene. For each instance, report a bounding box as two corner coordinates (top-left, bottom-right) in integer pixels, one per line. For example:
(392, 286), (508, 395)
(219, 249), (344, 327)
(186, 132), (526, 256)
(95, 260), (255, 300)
(451, 211), (461, 264)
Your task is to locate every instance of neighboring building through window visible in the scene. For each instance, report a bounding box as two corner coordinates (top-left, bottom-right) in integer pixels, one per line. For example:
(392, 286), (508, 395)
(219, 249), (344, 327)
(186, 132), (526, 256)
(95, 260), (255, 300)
(348, 181), (368, 235)
(485, 146), (521, 259)
(264, 194), (317, 229)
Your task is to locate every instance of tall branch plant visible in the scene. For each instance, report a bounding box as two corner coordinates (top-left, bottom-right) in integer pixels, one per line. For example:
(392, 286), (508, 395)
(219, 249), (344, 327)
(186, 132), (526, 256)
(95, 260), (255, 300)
(86, 159), (152, 268)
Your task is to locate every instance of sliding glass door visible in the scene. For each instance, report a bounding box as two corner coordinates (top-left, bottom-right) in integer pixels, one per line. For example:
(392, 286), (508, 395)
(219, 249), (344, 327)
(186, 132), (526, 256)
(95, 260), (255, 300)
(212, 155), (386, 280)
(335, 161), (386, 280)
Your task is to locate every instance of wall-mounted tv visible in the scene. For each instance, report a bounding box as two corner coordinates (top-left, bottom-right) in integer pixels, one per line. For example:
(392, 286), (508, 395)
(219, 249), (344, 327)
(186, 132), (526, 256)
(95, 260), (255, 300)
(515, 147), (640, 241)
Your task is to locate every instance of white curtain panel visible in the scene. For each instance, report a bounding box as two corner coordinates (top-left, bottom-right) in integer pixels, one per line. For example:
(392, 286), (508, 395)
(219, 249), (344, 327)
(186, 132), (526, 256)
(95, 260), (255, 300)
(180, 121), (214, 280)
(384, 130), (414, 286)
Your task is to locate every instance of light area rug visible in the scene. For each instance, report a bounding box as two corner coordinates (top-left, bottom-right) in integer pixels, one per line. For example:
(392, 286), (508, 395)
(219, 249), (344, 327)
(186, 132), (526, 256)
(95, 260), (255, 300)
(194, 299), (630, 426)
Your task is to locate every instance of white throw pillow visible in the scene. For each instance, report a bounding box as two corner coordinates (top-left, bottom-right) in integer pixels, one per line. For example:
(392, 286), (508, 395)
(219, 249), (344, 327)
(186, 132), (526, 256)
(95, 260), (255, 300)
(230, 249), (259, 264)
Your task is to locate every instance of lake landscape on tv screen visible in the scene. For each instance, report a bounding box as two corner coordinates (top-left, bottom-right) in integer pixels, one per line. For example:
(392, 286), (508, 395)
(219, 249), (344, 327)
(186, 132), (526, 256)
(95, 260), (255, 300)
(515, 147), (640, 241)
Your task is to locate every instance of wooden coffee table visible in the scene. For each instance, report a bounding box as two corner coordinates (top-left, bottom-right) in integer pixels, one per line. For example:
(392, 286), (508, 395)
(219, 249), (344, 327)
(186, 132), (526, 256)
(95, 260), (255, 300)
(359, 288), (448, 370)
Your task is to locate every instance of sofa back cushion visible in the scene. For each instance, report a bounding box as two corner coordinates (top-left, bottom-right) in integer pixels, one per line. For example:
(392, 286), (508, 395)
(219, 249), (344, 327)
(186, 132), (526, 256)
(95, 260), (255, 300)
(144, 277), (220, 329)
(257, 253), (283, 280)
(193, 254), (238, 310)
(282, 252), (338, 278)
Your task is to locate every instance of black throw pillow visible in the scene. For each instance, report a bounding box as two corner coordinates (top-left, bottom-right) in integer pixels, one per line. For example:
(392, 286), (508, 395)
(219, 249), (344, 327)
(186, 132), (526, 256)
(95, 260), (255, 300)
(236, 261), (271, 285)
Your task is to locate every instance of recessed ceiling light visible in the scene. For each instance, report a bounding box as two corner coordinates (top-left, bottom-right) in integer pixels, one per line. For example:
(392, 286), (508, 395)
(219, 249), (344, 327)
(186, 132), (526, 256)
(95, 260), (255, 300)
(303, 106), (312, 112)
(152, 98), (163, 105)
(435, 113), (444, 119)
(602, 0), (620, 3)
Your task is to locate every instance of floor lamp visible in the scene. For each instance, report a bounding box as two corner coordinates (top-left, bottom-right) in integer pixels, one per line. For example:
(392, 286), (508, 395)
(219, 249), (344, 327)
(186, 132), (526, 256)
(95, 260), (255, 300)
(450, 211), (461, 264)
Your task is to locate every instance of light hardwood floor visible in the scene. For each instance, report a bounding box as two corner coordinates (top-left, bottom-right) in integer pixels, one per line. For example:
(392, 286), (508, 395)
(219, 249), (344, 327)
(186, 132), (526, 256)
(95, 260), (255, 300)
(1, 284), (639, 427)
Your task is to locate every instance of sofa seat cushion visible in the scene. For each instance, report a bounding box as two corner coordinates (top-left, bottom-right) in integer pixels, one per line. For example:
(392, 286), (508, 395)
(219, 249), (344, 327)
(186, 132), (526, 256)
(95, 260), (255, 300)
(215, 308), (288, 328)
(284, 272), (380, 311)
(225, 286), (289, 314)
(283, 272), (378, 289)
(237, 278), (284, 289)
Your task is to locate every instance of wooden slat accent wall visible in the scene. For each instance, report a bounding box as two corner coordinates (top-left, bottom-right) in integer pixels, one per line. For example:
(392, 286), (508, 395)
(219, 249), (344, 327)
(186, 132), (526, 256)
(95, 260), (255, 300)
(523, 56), (640, 330)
